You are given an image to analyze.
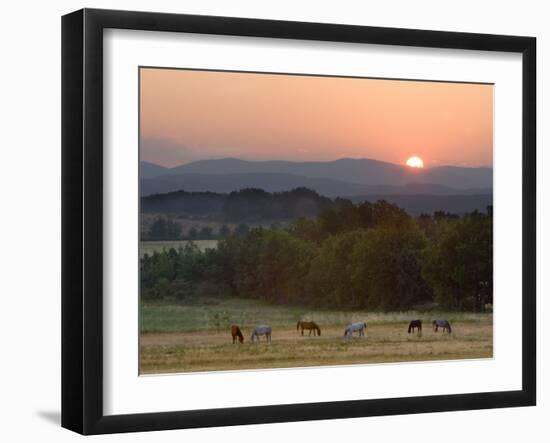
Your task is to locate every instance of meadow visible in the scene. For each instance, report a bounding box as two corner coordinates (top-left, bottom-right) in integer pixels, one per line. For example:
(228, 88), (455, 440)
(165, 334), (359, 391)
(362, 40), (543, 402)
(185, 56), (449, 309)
(140, 297), (493, 374)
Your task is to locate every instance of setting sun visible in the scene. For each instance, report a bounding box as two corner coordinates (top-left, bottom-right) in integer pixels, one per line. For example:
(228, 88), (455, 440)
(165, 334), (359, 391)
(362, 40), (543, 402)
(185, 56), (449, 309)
(406, 156), (424, 168)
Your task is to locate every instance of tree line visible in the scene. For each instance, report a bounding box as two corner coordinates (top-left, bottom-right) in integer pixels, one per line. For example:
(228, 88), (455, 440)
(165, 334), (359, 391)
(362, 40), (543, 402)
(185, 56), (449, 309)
(140, 200), (493, 312)
(142, 187), (345, 221)
(144, 217), (252, 241)
(141, 187), (492, 220)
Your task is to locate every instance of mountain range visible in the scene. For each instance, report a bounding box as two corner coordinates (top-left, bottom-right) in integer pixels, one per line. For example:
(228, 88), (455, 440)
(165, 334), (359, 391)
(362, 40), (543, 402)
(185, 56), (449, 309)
(140, 158), (492, 198)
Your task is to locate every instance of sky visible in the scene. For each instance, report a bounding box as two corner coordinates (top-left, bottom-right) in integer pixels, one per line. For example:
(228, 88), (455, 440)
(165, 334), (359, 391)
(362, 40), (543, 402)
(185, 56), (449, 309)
(140, 68), (493, 168)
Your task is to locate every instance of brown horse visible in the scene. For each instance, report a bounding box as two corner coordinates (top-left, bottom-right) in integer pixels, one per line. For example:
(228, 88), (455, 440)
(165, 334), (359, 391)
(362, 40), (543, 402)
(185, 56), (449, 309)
(231, 325), (244, 343)
(408, 319), (422, 333)
(297, 321), (321, 336)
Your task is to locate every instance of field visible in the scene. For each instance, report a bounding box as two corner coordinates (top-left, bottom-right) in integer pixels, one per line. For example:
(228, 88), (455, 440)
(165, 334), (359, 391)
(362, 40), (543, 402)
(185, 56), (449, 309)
(140, 240), (218, 257)
(140, 297), (493, 374)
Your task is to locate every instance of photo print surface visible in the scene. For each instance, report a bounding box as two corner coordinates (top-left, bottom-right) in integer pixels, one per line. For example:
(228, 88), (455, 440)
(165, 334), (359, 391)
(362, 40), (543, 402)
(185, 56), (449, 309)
(139, 67), (493, 374)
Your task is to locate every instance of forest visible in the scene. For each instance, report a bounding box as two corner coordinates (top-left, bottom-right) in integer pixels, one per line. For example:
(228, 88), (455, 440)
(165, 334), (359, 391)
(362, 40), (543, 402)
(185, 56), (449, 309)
(140, 197), (493, 312)
(140, 186), (492, 221)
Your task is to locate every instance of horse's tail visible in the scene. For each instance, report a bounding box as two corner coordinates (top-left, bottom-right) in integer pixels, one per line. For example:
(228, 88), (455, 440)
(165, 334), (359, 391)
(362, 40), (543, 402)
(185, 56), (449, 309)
(408, 322), (412, 333)
(237, 327), (244, 341)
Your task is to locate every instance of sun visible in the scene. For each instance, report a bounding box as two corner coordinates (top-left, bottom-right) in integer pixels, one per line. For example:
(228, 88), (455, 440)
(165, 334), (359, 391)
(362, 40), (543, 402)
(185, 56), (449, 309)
(406, 156), (424, 168)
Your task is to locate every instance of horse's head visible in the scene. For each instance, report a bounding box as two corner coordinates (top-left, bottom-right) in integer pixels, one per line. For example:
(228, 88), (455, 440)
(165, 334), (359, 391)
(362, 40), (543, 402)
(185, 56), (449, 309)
(239, 335), (244, 343)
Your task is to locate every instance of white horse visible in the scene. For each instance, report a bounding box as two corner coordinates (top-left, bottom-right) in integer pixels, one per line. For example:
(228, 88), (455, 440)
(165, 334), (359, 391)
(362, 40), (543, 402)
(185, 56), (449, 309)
(251, 325), (272, 343)
(344, 322), (367, 338)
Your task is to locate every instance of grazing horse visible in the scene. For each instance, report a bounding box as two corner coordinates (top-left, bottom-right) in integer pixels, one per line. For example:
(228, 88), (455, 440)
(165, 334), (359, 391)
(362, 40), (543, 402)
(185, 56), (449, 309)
(297, 321), (321, 336)
(432, 319), (452, 334)
(251, 325), (272, 343)
(344, 322), (367, 338)
(231, 325), (244, 344)
(408, 319), (422, 334)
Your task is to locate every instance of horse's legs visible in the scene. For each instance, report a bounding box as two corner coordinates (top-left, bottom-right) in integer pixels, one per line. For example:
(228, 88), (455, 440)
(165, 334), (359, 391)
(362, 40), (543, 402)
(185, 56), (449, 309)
(301, 328), (304, 336)
(232, 336), (235, 344)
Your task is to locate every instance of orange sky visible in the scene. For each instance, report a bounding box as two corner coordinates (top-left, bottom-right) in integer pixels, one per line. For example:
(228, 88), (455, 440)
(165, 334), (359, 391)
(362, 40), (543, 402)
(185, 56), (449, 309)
(140, 68), (493, 168)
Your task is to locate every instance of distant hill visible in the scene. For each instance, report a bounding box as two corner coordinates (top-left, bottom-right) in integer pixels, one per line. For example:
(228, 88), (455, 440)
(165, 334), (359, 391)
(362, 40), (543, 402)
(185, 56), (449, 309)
(349, 194), (493, 216)
(141, 158), (493, 191)
(140, 172), (364, 197)
(140, 172), (487, 198)
(140, 161), (169, 179)
(140, 172), (491, 198)
(142, 187), (493, 219)
(141, 188), (333, 221)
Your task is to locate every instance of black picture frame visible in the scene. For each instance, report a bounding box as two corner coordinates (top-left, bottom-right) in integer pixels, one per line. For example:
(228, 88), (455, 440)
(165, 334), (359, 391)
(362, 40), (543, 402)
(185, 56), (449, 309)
(62, 8), (536, 435)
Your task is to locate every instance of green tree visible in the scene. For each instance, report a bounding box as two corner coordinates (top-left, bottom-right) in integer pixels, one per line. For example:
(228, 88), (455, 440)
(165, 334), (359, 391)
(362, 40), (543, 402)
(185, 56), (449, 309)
(199, 226), (214, 239)
(147, 217), (181, 240)
(234, 223), (250, 237)
(217, 229), (315, 303)
(288, 217), (322, 243)
(351, 223), (430, 310)
(305, 230), (369, 307)
(422, 213), (492, 310)
(218, 224), (231, 238)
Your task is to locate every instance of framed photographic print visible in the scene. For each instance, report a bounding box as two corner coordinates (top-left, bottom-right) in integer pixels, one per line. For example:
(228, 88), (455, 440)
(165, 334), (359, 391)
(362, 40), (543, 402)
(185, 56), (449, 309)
(61, 8), (536, 435)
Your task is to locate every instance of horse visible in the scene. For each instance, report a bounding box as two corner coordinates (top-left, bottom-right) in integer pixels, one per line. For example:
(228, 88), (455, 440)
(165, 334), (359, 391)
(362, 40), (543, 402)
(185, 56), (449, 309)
(297, 321), (321, 336)
(231, 325), (244, 344)
(408, 319), (422, 334)
(251, 325), (272, 343)
(344, 322), (367, 338)
(432, 319), (452, 334)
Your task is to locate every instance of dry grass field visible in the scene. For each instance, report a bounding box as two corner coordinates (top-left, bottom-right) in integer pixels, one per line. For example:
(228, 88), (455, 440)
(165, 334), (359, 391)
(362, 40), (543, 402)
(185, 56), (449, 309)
(140, 298), (492, 374)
